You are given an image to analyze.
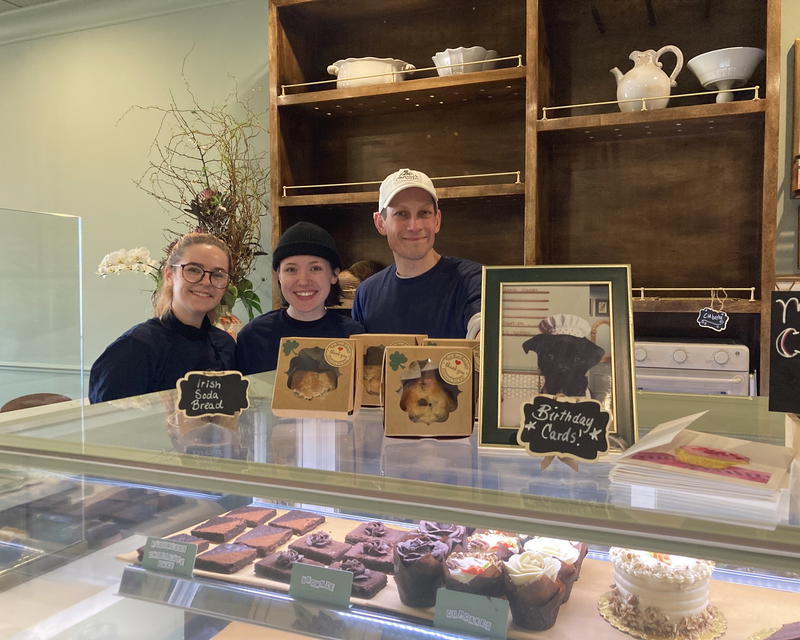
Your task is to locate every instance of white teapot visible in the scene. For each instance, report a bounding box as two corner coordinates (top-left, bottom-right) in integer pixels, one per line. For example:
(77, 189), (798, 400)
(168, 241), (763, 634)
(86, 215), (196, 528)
(610, 45), (683, 112)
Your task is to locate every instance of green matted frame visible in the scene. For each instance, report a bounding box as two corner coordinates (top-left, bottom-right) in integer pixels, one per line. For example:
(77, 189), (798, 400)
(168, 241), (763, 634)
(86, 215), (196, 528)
(478, 265), (637, 449)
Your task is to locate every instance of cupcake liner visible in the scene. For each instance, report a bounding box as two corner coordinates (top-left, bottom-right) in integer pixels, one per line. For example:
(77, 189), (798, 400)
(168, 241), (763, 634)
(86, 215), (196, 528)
(505, 574), (564, 631)
(443, 564), (505, 598)
(394, 554), (444, 608)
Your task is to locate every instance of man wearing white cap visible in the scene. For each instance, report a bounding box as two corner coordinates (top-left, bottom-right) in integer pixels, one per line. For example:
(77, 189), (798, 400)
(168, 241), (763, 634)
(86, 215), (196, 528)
(352, 168), (482, 338)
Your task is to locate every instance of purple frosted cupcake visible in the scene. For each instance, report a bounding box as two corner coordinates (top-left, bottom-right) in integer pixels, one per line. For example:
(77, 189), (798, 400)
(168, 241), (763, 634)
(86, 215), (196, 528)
(416, 521), (466, 551)
(393, 534), (449, 607)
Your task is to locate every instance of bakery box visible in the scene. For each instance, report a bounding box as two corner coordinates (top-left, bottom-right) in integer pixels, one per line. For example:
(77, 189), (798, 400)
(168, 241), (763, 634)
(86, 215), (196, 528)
(350, 333), (427, 407)
(272, 337), (360, 418)
(423, 338), (480, 417)
(383, 346), (473, 437)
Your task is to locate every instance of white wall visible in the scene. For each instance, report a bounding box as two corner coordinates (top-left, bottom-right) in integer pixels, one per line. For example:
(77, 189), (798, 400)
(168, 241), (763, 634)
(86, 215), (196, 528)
(0, 0), (270, 378)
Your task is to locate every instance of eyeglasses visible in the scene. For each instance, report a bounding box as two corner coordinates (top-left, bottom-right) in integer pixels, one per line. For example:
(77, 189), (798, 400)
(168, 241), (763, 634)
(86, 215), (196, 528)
(172, 263), (230, 289)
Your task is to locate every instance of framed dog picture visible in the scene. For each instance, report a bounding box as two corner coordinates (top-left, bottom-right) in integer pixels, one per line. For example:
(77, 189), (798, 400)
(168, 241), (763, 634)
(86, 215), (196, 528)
(479, 265), (637, 449)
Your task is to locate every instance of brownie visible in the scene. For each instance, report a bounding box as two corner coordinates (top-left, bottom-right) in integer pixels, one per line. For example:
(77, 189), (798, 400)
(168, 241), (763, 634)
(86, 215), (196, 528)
(224, 505), (277, 527)
(190, 516), (247, 543)
(269, 509), (325, 535)
(394, 534), (450, 607)
(195, 543), (257, 574)
(288, 531), (351, 564)
(137, 533), (210, 561)
(234, 525), (292, 556)
(255, 549), (323, 582)
(331, 559), (388, 599)
(344, 539), (394, 573)
(344, 521), (408, 545)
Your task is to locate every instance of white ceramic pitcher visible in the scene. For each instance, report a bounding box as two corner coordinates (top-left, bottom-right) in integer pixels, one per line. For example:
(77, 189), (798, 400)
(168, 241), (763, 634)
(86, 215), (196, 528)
(610, 45), (683, 112)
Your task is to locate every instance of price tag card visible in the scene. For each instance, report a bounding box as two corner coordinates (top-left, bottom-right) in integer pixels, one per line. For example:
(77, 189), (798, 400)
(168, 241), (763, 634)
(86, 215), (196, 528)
(140, 536), (197, 577)
(177, 370), (249, 417)
(289, 563), (352, 608)
(434, 587), (509, 639)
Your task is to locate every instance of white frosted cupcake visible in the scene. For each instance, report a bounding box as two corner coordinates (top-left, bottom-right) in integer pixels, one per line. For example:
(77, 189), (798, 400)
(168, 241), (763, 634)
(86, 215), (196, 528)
(503, 550), (564, 630)
(523, 537), (587, 602)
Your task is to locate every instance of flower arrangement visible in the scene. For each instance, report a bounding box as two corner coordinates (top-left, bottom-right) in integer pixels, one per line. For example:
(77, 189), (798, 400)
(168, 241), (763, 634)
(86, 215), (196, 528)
(96, 247), (161, 285)
(119, 78), (268, 322)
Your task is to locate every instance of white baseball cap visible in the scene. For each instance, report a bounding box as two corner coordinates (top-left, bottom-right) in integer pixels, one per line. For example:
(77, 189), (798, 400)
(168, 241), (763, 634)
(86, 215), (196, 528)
(378, 168), (438, 212)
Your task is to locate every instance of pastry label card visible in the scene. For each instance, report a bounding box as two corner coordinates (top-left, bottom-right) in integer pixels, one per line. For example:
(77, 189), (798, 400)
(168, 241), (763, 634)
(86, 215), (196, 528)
(434, 588), (509, 639)
(518, 395), (610, 461)
(177, 370), (249, 418)
(289, 563), (352, 608)
(141, 536), (197, 577)
(769, 292), (800, 412)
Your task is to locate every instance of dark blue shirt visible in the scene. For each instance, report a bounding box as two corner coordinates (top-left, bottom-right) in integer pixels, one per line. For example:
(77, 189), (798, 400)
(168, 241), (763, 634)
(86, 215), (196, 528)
(236, 308), (364, 375)
(88, 313), (236, 403)
(352, 256), (482, 338)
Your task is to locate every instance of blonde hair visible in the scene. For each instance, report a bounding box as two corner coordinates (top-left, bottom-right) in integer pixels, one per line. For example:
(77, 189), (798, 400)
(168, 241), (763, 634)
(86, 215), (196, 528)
(153, 232), (232, 320)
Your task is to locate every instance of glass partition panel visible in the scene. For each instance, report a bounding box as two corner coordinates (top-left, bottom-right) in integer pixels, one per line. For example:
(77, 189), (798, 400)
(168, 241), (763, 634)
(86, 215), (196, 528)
(0, 208), (83, 408)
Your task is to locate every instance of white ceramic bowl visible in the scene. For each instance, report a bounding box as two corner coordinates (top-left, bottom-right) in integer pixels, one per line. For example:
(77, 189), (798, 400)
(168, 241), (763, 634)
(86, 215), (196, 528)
(432, 46), (498, 76)
(687, 46), (764, 102)
(327, 57), (415, 89)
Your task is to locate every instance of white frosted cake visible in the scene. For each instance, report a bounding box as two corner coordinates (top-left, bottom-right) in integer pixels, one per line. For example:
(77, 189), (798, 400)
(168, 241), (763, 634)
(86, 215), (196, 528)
(608, 547), (715, 638)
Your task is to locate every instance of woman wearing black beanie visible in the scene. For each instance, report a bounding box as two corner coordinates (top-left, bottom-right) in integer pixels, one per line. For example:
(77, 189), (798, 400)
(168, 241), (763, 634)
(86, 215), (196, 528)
(236, 222), (364, 374)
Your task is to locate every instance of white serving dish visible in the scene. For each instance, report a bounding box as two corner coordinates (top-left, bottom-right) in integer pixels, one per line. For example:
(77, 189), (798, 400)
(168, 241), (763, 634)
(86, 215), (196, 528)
(687, 46), (764, 103)
(432, 46), (498, 76)
(327, 57), (415, 89)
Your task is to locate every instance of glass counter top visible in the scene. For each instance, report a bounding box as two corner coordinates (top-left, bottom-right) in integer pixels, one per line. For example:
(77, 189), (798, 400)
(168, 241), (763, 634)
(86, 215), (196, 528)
(0, 373), (797, 572)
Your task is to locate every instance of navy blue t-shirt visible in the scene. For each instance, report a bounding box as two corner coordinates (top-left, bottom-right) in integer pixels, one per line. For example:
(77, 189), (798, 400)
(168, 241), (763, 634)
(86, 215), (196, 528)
(88, 312), (236, 403)
(236, 308), (364, 375)
(352, 256), (482, 338)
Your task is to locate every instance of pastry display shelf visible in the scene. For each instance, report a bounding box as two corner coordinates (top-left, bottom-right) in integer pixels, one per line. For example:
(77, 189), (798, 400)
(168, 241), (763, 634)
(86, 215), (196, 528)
(0, 377), (798, 575)
(277, 67), (526, 117)
(536, 99), (766, 143)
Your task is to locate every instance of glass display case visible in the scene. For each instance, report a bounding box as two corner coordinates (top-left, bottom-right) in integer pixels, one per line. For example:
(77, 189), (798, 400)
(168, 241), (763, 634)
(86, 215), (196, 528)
(0, 207), (83, 409)
(0, 374), (797, 639)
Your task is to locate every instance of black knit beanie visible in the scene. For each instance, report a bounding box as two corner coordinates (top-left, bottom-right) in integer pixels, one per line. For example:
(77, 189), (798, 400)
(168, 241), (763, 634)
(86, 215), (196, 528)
(272, 221), (342, 271)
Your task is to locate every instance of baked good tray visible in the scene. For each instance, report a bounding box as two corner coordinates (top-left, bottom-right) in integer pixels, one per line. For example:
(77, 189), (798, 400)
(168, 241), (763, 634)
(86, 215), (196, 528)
(117, 509), (800, 638)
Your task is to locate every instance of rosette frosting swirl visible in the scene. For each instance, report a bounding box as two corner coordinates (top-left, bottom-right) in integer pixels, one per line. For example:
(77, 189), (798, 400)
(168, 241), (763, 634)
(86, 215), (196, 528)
(523, 537), (580, 565)
(339, 558), (370, 580)
(396, 534), (449, 564)
(363, 522), (387, 538)
(277, 550), (304, 567)
(307, 532), (331, 547)
(504, 551), (561, 586)
(363, 540), (390, 556)
(418, 521), (466, 541)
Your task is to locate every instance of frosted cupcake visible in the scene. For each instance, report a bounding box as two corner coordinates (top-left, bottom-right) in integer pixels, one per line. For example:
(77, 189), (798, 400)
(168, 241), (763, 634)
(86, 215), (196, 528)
(444, 551), (504, 597)
(393, 534), (450, 607)
(503, 551), (564, 631)
(523, 536), (587, 602)
(464, 529), (521, 561)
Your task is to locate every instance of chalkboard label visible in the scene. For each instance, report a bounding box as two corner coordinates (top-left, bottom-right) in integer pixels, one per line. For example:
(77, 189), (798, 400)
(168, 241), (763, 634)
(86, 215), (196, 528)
(140, 536), (197, 577)
(518, 395), (610, 461)
(176, 370), (249, 417)
(769, 292), (800, 412)
(289, 563), (352, 608)
(696, 306), (729, 332)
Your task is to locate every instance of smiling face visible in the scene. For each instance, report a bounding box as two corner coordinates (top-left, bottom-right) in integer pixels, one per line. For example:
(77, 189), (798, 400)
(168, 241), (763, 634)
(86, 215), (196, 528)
(278, 255), (339, 321)
(374, 187), (441, 276)
(165, 243), (229, 327)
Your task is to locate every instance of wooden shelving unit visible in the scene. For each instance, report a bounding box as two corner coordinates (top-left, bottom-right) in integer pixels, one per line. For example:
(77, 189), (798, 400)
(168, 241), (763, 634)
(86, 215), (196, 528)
(268, 0), (779, 387)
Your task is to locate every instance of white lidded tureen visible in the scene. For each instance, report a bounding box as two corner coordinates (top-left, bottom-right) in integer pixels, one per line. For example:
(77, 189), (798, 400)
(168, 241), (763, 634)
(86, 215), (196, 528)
(432, 46), (498, 76)
(327, 57), (415, 89)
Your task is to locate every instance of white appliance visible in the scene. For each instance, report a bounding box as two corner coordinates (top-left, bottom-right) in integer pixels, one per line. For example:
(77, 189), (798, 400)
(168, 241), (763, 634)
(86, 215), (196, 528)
(633, 339), (753, 396)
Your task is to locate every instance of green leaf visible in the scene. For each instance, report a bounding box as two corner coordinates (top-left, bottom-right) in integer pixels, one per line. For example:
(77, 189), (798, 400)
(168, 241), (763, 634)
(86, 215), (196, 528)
(283, 339), (299, 356)
(388, 351), (407, 371)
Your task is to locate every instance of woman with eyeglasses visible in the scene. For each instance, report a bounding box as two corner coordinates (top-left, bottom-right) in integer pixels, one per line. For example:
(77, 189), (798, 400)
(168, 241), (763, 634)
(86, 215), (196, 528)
(88, 232), (237, 403)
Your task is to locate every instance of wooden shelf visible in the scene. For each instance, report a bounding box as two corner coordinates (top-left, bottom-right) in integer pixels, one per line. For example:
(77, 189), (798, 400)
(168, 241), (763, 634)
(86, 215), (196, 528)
(279, 182), (524, 207)
(277, 67), (526, 117)
(537, 99), (766, 142)
(632, 298), (761, 314)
